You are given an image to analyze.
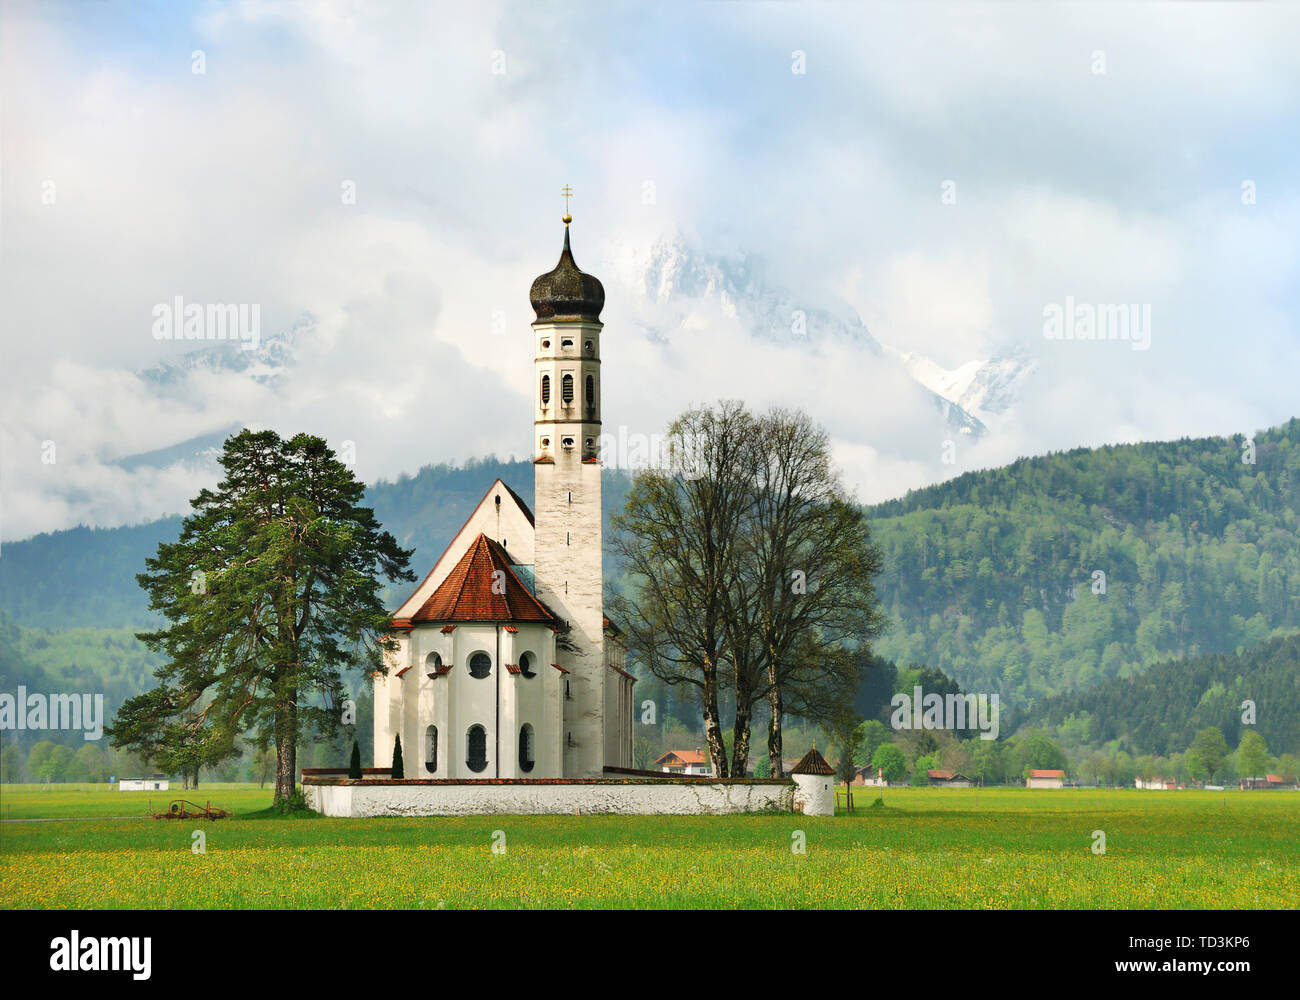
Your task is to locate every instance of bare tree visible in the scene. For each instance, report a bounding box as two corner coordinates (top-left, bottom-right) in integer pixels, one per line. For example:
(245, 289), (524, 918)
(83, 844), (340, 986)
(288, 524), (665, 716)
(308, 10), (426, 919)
(608, 402), (756, 778)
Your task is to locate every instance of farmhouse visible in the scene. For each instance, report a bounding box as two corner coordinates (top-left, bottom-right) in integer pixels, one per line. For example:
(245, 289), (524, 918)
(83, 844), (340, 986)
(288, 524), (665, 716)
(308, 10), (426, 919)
(118, 775), (168, 791)
(654, 749), (712, 776)
(1135, 777), (1178, 790)
(1025, 768), (1065, 789)
(1240, 774), (1291, 790)
(928, 769), (973, 787)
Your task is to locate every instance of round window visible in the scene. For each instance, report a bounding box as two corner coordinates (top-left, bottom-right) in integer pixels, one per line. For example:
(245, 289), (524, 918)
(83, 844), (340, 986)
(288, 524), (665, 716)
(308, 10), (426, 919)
(469, 652), (491, 678)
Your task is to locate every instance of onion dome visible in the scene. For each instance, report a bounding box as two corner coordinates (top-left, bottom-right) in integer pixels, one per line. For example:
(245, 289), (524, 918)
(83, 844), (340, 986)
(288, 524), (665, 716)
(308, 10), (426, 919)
(529, 225), (604, 323)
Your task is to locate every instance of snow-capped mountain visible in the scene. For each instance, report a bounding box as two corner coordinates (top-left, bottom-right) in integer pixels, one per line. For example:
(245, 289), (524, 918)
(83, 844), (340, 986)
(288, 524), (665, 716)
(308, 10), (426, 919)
(883, 345), (1037, 422)
(603, 234), (1032, 437)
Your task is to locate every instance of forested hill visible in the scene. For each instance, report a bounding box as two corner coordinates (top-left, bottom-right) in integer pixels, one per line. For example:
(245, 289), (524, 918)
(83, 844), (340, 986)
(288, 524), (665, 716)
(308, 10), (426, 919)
(0, 456), (632, 629)
(1024, 634), (1300, 756)
(866, 419), (1300, 712)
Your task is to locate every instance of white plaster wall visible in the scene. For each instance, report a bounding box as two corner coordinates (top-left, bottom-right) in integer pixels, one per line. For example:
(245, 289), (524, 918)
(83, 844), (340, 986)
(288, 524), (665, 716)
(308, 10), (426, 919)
(792, 774), (835, 816)
(305, 780), (796, 817)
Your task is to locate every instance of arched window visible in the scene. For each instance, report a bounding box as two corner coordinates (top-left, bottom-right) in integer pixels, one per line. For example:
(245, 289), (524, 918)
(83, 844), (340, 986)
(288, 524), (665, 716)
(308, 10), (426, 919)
(425, 651), (442, 675)
(585, 374), (594, 406)
(467, 725), (488, 773)
(561, 373), (574, 404)
(469, 652), (491, 678)
(425, 725), (438, 774)
(519, 651), (536, 678)
(541, 374), (551, 405)
(519, 724), (535, 773)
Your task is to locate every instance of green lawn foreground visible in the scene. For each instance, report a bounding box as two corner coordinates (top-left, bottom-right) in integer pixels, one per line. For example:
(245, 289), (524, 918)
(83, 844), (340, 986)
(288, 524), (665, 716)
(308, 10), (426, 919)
(0, 784), (1296, 909)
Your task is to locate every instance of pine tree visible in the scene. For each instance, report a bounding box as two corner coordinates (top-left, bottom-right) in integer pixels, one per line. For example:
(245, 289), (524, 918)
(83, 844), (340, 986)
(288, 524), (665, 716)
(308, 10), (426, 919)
(391, 733), (405, 779)
(348, 739), (362, 779)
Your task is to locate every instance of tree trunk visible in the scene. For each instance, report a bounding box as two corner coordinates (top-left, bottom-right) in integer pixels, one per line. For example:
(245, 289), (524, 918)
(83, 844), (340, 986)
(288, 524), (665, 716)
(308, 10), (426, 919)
(274, 701), (297, 802)
(193, 767), (199, 788)
(731, 700), (752, 777)
(701, 671), (728, 779)
(767, 682), (784, 778)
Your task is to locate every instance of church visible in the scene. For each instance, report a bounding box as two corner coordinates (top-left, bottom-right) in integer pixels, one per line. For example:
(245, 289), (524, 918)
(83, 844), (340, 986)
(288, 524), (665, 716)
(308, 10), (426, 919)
(372, 210), (636, 779)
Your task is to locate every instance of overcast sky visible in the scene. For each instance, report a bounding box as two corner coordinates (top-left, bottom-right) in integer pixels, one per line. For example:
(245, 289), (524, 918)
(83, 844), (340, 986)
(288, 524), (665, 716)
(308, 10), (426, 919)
(2, 1), (1297, 541)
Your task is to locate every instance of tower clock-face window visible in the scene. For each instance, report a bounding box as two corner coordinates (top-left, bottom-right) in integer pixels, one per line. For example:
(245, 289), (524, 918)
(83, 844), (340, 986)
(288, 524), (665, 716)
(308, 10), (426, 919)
(467, 725), (488, 773)
(561, 373), (574, 404)
(541, 374), (551, 405)
(469, 652), (491, 679)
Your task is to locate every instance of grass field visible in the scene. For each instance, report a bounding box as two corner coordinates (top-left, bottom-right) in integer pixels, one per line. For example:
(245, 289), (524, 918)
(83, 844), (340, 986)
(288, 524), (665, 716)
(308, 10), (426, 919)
(1, 784), (1296, 908)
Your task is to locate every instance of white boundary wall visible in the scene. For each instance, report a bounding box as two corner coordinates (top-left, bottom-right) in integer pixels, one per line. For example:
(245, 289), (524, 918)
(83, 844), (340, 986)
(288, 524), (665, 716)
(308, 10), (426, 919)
(305, 779), (796, 817)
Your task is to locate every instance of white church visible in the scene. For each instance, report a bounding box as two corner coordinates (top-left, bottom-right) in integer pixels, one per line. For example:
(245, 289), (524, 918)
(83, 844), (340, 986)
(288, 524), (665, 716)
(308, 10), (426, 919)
(372, 213), (636, 779)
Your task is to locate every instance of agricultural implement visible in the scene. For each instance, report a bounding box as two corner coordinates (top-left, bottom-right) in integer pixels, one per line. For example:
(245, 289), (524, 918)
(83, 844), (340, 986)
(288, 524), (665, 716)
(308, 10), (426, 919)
(153, 799), (230, 820)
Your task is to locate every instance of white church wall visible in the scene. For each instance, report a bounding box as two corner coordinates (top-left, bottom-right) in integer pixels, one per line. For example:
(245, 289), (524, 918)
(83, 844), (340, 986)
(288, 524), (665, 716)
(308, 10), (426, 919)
(305, 779), (797, 817)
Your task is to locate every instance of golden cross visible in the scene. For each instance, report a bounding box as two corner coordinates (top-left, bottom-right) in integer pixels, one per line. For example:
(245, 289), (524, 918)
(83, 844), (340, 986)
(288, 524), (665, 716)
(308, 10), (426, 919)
(561, 184), (573, 218)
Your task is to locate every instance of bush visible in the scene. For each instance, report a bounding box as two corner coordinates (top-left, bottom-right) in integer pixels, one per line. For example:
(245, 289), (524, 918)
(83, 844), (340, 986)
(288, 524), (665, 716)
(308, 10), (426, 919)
(391, 734), (405, 779)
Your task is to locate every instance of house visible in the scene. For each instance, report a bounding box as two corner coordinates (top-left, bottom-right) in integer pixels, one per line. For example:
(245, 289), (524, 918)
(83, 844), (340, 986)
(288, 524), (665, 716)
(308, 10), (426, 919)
(1135, 777), (1177, 790)
(1240, 774), (1290, 790)
(653, 749), (712, 776)
(1025, 768), (1065, 789)
(928, 769), (972, 787)
(118, 775), (168, 792)
(853, 766), (887, 787)
(372, 219), (636, 779)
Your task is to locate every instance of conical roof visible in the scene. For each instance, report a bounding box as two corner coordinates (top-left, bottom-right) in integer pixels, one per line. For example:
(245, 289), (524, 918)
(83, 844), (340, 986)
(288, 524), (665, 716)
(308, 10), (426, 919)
(791, 747), (836, 776)
(411, 533), (558, 624)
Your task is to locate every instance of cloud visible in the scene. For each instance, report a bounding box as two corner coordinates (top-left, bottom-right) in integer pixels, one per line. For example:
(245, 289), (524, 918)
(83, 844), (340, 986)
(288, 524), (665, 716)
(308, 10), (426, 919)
(1, 1), (1297, 540)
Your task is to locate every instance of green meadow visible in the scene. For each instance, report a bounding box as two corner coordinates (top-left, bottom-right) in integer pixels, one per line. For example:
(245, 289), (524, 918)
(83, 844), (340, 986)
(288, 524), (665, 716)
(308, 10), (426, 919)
(1, 784), (1296, 909)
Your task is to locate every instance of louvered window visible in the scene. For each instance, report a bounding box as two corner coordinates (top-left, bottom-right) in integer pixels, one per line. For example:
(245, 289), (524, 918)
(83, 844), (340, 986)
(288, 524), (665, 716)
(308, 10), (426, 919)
(467, 725), (487, 773)
(541, 374), (551, 405)
(585, 374), (594, 406)
(469, 652), (491, 679)
(562, 373), (574, 404)
(519, 724), (535, 773)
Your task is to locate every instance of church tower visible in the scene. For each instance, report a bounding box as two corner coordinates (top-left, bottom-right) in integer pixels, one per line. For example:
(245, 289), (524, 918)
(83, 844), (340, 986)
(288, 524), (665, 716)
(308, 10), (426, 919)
(528, 206), (606, 777)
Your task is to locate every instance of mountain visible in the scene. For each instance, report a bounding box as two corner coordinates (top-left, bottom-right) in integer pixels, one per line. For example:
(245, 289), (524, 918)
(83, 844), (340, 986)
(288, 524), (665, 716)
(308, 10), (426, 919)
(866, 418), (1300, 710)
(4, 421), (1298, 719)
(1022, 634), (1300, 757)
(0, 457), (633, 629)
(606, 233), (1004, 436)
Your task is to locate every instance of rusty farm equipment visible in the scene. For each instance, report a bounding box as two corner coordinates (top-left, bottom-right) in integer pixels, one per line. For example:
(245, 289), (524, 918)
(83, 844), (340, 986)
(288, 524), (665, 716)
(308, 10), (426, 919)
(153, 799), (230, 820)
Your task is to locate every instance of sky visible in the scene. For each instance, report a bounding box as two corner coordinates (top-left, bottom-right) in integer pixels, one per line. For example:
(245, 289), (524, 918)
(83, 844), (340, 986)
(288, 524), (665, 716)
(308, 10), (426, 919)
(2, 0), (1298, 541)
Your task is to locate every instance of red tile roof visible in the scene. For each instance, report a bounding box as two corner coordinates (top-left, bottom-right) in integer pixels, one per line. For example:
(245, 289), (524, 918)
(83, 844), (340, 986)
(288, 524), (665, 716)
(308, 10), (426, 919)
(654, 750), (707, 767)
(412, 534), (559, 625)
(792, 748), (836, 776)
(1030, 769), (1065, 778)
(927, 769), (954, 780)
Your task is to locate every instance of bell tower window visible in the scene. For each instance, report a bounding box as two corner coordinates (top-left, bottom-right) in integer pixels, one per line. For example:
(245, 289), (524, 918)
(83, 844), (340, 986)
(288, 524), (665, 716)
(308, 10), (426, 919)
(585, 374), (595, 406)
(541, 374), (551, 405)
(562, 373), (574, 404)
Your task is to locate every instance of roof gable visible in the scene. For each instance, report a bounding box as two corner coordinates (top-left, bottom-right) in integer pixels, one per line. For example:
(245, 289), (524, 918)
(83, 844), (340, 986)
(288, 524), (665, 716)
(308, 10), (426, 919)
(392, 478), (535, 619)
